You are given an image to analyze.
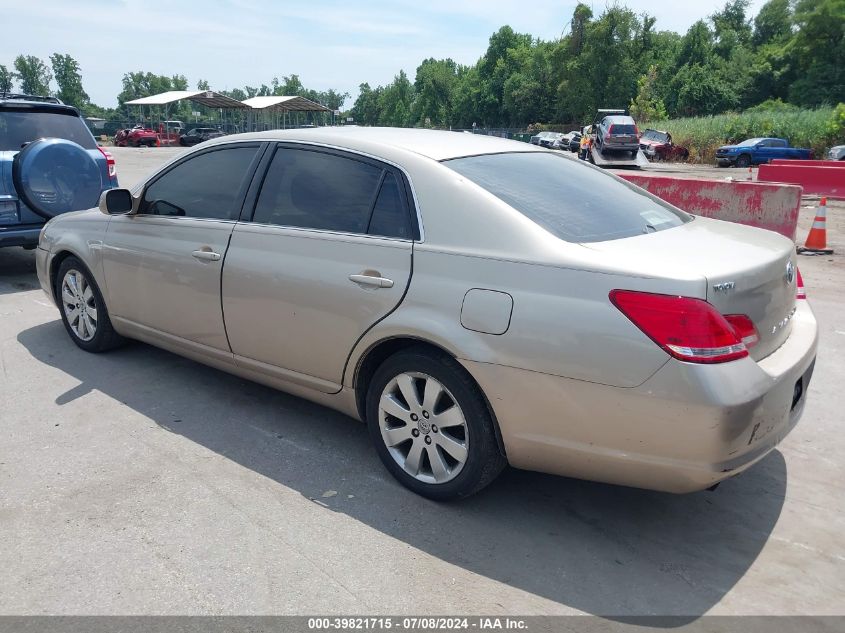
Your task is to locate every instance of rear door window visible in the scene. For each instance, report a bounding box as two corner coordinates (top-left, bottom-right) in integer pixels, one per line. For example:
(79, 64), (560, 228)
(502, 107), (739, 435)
(0, 108), (97, 150)
(444, 152), (689, 243)
(252, 147), (413, 238)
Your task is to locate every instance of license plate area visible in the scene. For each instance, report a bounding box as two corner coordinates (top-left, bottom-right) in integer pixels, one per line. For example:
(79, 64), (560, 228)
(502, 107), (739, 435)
(792, 359), (816, 412)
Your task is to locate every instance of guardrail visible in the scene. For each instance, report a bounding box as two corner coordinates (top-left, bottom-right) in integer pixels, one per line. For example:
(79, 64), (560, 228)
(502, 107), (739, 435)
(619, 174), (802, 240)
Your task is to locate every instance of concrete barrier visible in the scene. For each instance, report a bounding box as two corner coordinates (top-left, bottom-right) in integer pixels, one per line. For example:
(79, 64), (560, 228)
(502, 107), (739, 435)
(771, 159), (845, 168)
(757, 163), (845, 199)
(619, 174), (802, 240)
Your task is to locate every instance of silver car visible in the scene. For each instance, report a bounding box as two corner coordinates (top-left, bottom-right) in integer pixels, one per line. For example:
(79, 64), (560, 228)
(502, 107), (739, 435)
(35, 128), (818, 500)
(828, 145), (845, 161)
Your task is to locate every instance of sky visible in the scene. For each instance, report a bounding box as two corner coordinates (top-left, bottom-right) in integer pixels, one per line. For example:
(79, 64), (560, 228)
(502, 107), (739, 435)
(1, 0), (768, 109)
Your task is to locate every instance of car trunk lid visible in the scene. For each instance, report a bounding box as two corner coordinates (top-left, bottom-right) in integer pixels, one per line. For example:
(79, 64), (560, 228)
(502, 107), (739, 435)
(584, 216), (798, 361)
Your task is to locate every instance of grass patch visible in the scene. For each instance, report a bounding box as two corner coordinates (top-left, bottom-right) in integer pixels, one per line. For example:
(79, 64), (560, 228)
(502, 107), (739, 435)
(663, 105), (843, 163)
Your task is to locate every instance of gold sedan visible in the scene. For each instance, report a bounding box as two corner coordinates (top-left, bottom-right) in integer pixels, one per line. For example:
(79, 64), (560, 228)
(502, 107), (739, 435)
(35, 128), (818, 499)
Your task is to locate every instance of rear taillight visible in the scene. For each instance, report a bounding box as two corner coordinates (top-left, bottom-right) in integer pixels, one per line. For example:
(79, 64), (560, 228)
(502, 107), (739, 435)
(634, 126), (640, 137)
(796, 268), (806, 299)
(609, 290), (753, 364)
(98, 147), (117, 180)
(608, 125), (615, 135)
(724, 314), (759, 349)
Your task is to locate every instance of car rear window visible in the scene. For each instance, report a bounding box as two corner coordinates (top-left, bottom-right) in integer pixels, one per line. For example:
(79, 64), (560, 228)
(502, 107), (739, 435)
(0, 108), (97, 151)
(609, 124), (637, 134)
(444, 152), (689, 243)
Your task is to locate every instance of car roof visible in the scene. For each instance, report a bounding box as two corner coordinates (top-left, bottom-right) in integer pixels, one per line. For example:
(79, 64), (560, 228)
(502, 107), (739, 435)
(605, 115), (635, 123)
(0, 98), (79, 115)
(203, 126), (544, 161)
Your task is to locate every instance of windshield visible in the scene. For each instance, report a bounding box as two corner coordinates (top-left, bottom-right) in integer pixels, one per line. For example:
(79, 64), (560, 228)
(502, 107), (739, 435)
(444, 152), (689, 243)
(642, 130), (668, 142)
(737, 138), (764, 147)
(0, 109), (97, 151)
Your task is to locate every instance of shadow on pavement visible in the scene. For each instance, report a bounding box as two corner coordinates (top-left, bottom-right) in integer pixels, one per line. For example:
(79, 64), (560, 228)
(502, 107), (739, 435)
(18, 320), (787, 622)
(0, 248), (39, 296)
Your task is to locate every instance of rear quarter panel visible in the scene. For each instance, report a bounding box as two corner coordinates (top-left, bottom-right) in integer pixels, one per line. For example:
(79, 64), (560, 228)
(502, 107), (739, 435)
(347, 247), (707, 390)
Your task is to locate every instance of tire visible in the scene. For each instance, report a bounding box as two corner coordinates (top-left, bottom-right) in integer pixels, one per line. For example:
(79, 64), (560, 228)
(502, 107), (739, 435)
(735, 154), (751, 168)
(366, 347), (506, 500)
(55, 256), (125, 353)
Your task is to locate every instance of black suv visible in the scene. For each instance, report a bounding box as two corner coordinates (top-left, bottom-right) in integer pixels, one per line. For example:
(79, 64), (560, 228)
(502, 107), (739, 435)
(0, 93), (118, 249)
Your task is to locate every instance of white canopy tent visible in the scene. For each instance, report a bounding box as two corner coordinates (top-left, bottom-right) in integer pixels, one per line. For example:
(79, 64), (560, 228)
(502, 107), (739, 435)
(125, 90), (249, 109)
(241, 96), (331, 131)
(125, 90), (250, 135)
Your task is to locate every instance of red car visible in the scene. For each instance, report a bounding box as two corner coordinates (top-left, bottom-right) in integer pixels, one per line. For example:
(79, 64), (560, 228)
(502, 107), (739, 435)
(114, 126), (158, 148)
(639, 129), (689, 161)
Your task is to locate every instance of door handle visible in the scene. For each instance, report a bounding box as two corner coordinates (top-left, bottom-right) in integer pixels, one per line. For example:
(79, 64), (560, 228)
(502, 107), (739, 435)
(349, 273), (394, 288)
(192, 249), (221, 261)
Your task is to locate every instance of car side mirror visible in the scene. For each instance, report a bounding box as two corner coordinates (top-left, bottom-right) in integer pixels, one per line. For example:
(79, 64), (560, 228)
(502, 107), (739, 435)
(99, 188), (134, 215)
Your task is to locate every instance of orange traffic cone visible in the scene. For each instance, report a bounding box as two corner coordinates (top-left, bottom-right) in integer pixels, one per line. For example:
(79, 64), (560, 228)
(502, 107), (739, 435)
(747, 166), (753, 181)
(798, 197), (833, 255)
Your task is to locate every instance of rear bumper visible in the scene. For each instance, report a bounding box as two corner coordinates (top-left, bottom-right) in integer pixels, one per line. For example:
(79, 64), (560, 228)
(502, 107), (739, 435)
(462, 301), (818, 493)
(0, 225), (42, 248)
(601, 141), (639, 151)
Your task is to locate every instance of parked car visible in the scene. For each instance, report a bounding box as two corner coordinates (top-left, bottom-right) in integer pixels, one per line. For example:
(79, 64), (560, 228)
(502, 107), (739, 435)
(594, 114), (640, 154)
(114, 126), (157, 148)
(36, 128), (817, 500)
(0, 93), (118, 249)
(179, 127), (225, 147)
(158, 120), (186, 146)
(568, 131), (582, 152)
(715, 138), (813, 167)
(541, 132), (566, 149)
(828, 145), (845, 160)
(530, 131), (556, 146)
(638, 129), (689, 161)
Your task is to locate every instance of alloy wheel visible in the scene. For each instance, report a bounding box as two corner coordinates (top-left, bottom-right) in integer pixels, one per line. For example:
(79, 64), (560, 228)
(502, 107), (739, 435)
(378, 372), (469, 485)
(61, 269), (98, 342)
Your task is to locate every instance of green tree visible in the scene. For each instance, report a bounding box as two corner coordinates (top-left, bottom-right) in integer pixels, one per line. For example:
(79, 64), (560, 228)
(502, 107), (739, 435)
(14, 55), (52, 96)
(753, 0), (793, 46)
(350, 82), (382, 125)
(669, 63), (739, 115)
(630, 65), (668, 121)
(117, 71), (191, 120)
(788, 0), (845, 107)
(0, 64), (15, 93)
(378, 70), (414, 126)
(412, 58), (458, 126)
(555, 6), (644, 122)
(50, 54), (89, 109)
(451, 66), (495, 128)
(568, 3), (593, 55)
(477, 26), (534, 124)
(197, 78), (210, 90)
(677, 21), (714, 67)
(712, 0), (752, 48)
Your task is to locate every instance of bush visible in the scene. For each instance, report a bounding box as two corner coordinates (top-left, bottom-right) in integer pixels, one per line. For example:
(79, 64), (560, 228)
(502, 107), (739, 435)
(663, 105), (843, 163)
